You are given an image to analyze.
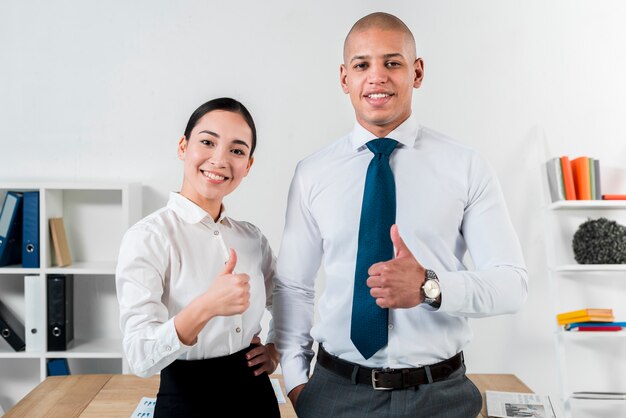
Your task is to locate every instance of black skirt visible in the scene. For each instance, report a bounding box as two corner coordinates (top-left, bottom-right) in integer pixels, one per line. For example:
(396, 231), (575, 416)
(154, 345), (281, 417)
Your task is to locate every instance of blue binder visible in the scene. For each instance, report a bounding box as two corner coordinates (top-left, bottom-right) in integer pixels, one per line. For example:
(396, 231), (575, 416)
(22, 191), (40, 268)
(0, 191), (23, 267)
(47, 358), (71, 376)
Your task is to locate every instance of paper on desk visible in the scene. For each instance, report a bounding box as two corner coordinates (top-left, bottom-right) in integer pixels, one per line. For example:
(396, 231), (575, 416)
(130, 396), (156, 417)
(486, 390), (556, 418)
(270, 377), (287, 404)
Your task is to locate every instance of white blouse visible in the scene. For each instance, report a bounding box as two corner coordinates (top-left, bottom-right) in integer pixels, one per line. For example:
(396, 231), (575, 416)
(116, 192), (275, 377)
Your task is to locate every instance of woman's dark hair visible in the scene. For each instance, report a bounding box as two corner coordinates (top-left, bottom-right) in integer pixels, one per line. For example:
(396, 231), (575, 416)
(183, 97), (257, 156)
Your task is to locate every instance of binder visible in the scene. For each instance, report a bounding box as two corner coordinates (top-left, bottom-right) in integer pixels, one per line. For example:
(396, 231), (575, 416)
(0, 298), (26, 352)
(0, 191), (24, 267)
(47, 274), (74, 351)
(25, 275), (45, 352)
(47, 358), (71, 376)
(22, 191), (40, 268)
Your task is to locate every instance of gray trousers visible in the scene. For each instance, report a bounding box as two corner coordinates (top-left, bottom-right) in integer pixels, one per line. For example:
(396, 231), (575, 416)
(295, 361), (482, 418)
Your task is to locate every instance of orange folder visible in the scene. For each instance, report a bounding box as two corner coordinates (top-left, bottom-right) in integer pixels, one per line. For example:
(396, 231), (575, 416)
(560, 156), (577, 200)
(570, 156), (591, 200)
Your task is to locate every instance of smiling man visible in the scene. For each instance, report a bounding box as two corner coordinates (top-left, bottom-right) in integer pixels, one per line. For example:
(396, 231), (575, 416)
(273, 12), (528, 418)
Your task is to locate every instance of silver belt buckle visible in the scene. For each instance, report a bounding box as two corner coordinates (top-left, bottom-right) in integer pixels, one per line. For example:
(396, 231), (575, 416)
(371, 369), (393, 390)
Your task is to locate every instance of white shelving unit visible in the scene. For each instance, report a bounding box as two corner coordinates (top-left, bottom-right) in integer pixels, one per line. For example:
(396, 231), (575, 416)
(0, 182), (141, 412)
(544, 199), (626, 418)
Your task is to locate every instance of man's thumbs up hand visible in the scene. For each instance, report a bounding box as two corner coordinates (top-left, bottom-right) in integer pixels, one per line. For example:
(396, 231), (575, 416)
(390, 224), (411, 259)
(367, 224), (425, 309)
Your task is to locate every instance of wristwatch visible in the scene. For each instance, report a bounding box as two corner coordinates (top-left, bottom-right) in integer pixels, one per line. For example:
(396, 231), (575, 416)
(422, 269), (441, 306)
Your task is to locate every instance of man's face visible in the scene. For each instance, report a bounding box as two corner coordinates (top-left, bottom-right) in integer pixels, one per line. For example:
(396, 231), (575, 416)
(340, 28), (424, 137)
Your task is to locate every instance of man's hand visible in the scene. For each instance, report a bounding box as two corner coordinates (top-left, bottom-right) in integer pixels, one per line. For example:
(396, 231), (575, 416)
(367, 224), (425, 308)
(288, 384), (306, 408)
(245, 337), (279, 376)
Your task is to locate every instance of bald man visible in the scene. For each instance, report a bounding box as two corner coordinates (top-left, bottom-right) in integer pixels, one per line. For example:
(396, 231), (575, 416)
(273, 12), (528, 418)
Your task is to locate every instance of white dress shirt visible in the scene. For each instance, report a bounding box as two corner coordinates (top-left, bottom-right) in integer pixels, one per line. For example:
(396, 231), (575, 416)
(116, 192), (275, 377)
(273, 114), (529, 393)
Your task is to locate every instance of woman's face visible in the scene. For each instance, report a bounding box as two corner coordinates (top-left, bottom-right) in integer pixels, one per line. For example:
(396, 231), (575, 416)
(178, 110), (254, 217)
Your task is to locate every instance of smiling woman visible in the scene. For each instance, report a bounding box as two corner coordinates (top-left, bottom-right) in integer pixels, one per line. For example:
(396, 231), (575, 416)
(178, 101), (256, 220)
(115, 97), (281, 417)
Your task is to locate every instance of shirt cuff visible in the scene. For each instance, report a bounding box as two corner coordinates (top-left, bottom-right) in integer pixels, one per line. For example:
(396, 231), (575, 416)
(432, 270), (466, 313)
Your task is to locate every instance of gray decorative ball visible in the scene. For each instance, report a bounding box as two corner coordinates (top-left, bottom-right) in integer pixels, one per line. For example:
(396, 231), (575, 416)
(572, 217), (626, 264)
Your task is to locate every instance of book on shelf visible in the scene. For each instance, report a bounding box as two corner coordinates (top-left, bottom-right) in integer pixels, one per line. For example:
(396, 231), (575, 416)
(559, 315), (615, 326)
(486, 390), (556, 418)
(602, 194), (626, 200)
(557, 308), (613, 320)
(589, 158), (596, 200)
(559, 155), (576, 200)
(564, 321), (626, 331)
(49, 217), (72, 267)
(545, 157), (565, 202)
(572, 326), (622, 332)
(571, 156), (592, 200)
(560, 156), (577, 200)
(556, 308), (614, 325)
(547, 156), (603, 201)
(591, 158), (601, 199)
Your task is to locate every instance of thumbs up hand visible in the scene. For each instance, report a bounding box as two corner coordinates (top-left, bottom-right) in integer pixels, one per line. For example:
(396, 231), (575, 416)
(172, 248), (251, 346)
(367, 224), (425, 309)
(221, 247), (238, 275)
(206, 248), (251, 316)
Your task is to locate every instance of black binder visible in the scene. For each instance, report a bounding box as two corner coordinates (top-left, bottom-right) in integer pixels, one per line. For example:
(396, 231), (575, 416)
(47, 274), (74, 351)
(0, 298), (26, 352)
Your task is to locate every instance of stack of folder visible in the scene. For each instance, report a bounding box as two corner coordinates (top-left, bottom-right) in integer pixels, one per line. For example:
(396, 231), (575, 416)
(0, 190), (40, 352)
(557, 308), (622, 332)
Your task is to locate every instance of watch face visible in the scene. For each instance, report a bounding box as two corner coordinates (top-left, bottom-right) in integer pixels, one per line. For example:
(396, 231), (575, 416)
(423, 278), (441, 298)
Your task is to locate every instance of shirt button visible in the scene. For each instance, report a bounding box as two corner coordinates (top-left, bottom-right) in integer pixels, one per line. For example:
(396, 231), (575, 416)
(214, 230), (220, 236)
(165, 345), (171, 351)
(235, 327), (241, 333)
(388, 324), (394, 330)
(151, 359), (155, 364)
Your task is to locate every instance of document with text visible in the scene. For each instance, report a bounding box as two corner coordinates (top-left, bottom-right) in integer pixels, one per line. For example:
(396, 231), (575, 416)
(486, 390), (556, 418)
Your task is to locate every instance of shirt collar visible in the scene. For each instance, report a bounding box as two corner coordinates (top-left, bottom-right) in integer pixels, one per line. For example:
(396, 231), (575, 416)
(167, 192), (231, 226)
(350, 113), (420, 151)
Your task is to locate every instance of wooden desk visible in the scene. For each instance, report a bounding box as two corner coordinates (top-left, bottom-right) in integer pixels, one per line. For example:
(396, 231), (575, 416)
(6, 373), (531, 417)
(467, 374), (533, 418)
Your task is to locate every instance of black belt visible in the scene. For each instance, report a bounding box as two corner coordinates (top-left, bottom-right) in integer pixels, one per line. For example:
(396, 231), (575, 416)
(317, 345), (464, 390)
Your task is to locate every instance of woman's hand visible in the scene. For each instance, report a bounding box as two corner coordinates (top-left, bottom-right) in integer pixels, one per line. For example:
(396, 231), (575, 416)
(174, 248), (249, 345)
(245, 336), (279, 376)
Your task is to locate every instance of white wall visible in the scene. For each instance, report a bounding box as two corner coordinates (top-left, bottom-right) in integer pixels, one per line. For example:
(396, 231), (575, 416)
(2, 0), (626, 412)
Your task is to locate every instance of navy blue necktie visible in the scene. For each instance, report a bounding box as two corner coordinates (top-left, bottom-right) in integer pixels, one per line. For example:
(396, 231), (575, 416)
(351, 138), (398, 359)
